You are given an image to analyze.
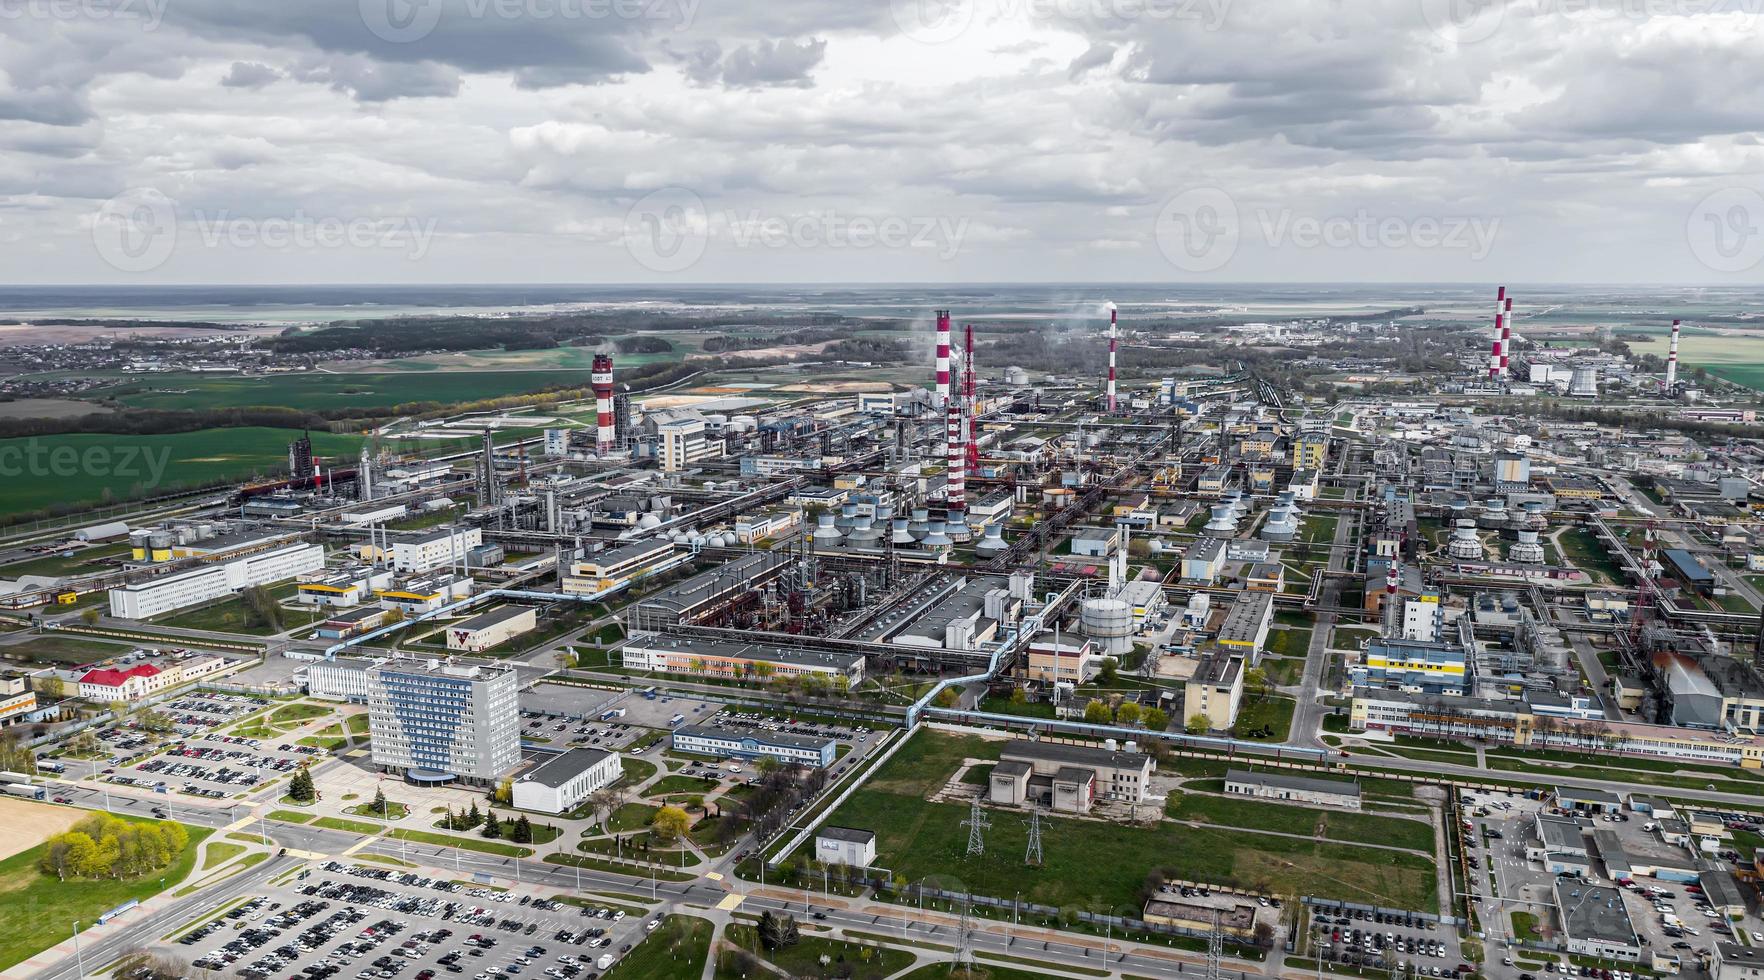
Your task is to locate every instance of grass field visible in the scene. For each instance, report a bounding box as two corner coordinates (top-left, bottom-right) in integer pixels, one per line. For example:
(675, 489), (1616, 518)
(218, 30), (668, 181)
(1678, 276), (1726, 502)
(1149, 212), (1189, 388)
(90, 369), (595, 412)
(156, 592), (321, 636)
(722, 923), (915, 980)
(1624, 334), (1764, 392)
(826, 732), (1438, 913)
(1165, 789), (1436, 853)
(0, 427), (366, 515)
(0, 541), (131, 579)
(0, 821), (210, 972)
(604, 915), (712, 980)
(0, 635), (131, 665)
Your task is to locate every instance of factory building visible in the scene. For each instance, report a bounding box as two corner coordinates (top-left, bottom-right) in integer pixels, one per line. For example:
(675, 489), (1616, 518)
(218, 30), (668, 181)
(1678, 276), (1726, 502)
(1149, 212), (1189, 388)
(620, 633), (865, 684)
(561, 539), (677, 597)
(1351, 637), (1469, 695)
(1224, 769), (1362, 810)
(1214, 592), (1273, 664)
(1183, 650), (1245, 731)
(376, 573), (473, 616)
(511, 747), (623, 815)
(987, 738), (1152, 814)
(392, 526), (483, 573)
(671, 724), (837, 768)
(366, 659), (521, 785)
(445, 605), (537, 653)
(107, 542), (325, 619)
(297, 565), (396, 608)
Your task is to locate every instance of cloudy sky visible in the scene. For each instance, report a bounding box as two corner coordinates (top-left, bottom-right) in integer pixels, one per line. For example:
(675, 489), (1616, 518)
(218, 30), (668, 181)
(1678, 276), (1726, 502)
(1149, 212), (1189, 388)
(2, 0), (1761, 284)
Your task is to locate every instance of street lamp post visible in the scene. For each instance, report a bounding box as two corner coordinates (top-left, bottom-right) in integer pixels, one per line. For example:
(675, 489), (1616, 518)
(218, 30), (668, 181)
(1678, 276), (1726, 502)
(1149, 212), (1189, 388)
(71, 920), (86, 980)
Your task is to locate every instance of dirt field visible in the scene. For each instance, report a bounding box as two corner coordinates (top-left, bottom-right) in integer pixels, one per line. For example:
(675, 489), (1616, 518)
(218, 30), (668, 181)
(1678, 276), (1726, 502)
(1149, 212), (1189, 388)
(0, 797), (83, 861)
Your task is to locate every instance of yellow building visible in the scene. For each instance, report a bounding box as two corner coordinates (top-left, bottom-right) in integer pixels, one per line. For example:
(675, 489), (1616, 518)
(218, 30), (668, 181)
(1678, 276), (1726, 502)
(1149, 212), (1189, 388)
(1292, 434), (1328, 471)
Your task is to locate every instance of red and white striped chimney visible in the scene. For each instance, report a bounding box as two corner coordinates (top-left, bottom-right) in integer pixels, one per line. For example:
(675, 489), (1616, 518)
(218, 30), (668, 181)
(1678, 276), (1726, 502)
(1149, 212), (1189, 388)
(1106, 301), (1118, 413)
(934, 310), (952, 407)
(964, 322), (979, 474)
(1665, 319), (1681, 389)
(1487, 286), (1505, 380)
(591, 353), (616, 455)
(945, 399), (966, 524)
(1500, 296), (1513, 377)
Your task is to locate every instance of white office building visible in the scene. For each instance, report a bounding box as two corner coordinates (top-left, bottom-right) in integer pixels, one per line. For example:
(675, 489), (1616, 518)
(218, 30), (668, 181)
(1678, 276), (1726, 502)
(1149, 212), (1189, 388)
(391, 526), (483, 573)
(814, 827), (877, 868)
(366, 659), (520, 786)
(107, 542), (325, 619)
(511, 748), (623, 815)
(303, 656), (377, 702)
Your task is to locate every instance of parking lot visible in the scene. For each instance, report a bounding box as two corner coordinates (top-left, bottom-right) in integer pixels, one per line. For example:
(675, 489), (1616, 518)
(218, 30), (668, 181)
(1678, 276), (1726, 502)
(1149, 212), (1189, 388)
(1462, 789), (1764, 975)
(1306, 902), (1460, 977)
(178, 860), (662, 980)
(94, 694), (327, 801)
(517, 681), (722, 737)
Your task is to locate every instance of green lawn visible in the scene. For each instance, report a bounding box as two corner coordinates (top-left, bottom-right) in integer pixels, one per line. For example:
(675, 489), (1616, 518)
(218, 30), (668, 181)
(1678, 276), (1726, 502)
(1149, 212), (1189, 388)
(0, 428), (367, 515)
(267, 809), (315, 823)
(156, 594), (322, 636)
(92, 369), (596, 412)
(607, 803), (662, 834)
(0, 542), (131, 579)
(385, 828), (533, 857)
(828, 732), (1438, 913)
(1166, 788), (1436, 852)
(722, 923), (915, 980)
(643, 775), (721, 799)
(269, 702), (334, 725)
(0, 635), (130, 665)
(313, 816), (383, 835)
(0, 821), (211, 972)
(345, 713), (371, 735)
(201, 842), (246, 870)
(1234, 695), (1296, 741)
(1557, 527), (1624, 583)
(603, 915), (712, 980)
(1512, 910), (1543, 941)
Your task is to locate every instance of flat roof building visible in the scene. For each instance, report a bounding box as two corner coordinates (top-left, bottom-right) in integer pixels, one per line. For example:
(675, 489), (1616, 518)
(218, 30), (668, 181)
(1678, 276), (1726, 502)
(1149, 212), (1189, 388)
(621, 632), (864, 684)
(1554, 880), (1641, 962)
(367, 659), (521, 786)
(512, 747), (623, 816)
(1224, 769), (1361, 810)
(989, 738), (1151, 814)
(445, 605), (537, 653)
(671, 723), (837, 769)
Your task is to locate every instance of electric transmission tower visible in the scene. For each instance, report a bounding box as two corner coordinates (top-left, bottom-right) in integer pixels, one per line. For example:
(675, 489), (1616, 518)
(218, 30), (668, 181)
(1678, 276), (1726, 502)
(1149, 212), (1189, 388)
(1206, 909), (1224, 980)
(955, 896), (976, 972)
(1024, 809), (1043, 867)
(962, 798), (990, 857)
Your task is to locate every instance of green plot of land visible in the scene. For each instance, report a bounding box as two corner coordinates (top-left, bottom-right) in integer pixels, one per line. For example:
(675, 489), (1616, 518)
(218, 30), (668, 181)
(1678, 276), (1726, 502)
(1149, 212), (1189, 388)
(1266, 627), (1312, 659)
(385, 828), (532, 857)
(0, 427), (368, 515)
(0, 635), (130, 665)
(0, 542), (131, 579)
(830, 733), (1437, 913)
(603, 914), (712, 980)
(157, 594), (322, 636)
(643, 775), (721, 798)
(0, 822), (210, 973)
(606, 803), (662, 834)
(92, 369), (596, 412)
(313, 816), (383, 835)
(345, 714), (371, 735)
(200, 842), (246, 870)
(1165, 790), (1435, 853)
(269, 702), (334, 725)
(722, 923), (915, 980)
(1234, 695), (1296, 741)
(267, 809), (315, 823)
(1557, 528), (1624, 583)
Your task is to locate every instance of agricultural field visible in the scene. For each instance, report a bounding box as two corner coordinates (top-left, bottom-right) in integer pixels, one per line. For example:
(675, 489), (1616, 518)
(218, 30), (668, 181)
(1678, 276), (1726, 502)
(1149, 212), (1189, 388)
(824, 731), (1439, 913)
(86, 369), (595, 412)
(0, 427), (365, 514)
(1625, 332), (1764, 392)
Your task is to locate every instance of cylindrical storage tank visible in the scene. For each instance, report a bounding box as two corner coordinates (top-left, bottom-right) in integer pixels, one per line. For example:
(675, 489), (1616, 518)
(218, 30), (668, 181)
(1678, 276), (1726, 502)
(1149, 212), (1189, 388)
(1080, 597), (1134, 655)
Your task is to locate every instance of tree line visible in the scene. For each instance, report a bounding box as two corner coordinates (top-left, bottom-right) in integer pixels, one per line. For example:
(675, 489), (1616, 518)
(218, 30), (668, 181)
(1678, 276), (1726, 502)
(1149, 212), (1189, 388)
(40, 813), (191, 881)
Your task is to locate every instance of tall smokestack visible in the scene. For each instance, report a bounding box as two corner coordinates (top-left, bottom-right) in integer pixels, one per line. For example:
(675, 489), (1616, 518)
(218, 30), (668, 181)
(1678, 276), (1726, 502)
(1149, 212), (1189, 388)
(945, 398), (966, 533)
(592, 352), (616, 456)
(1106, 301), (1119, 413)
(1384, 560), (1401, 635)
(934, 310), (952, 407)
(1500, 296), (1513, 377)
(964, 322), (979, 474)
(1666, 318), (1682, 389)
(1488, 286), (1505, 380)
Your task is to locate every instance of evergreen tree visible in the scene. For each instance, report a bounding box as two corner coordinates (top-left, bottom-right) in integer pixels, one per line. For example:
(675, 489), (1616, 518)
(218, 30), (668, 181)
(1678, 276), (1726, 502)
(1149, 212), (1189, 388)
(510, 815), (533, 844)
(372, 785), (388, 817)
(482, 811), (502, 839)
(467, 802), (481, 827)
